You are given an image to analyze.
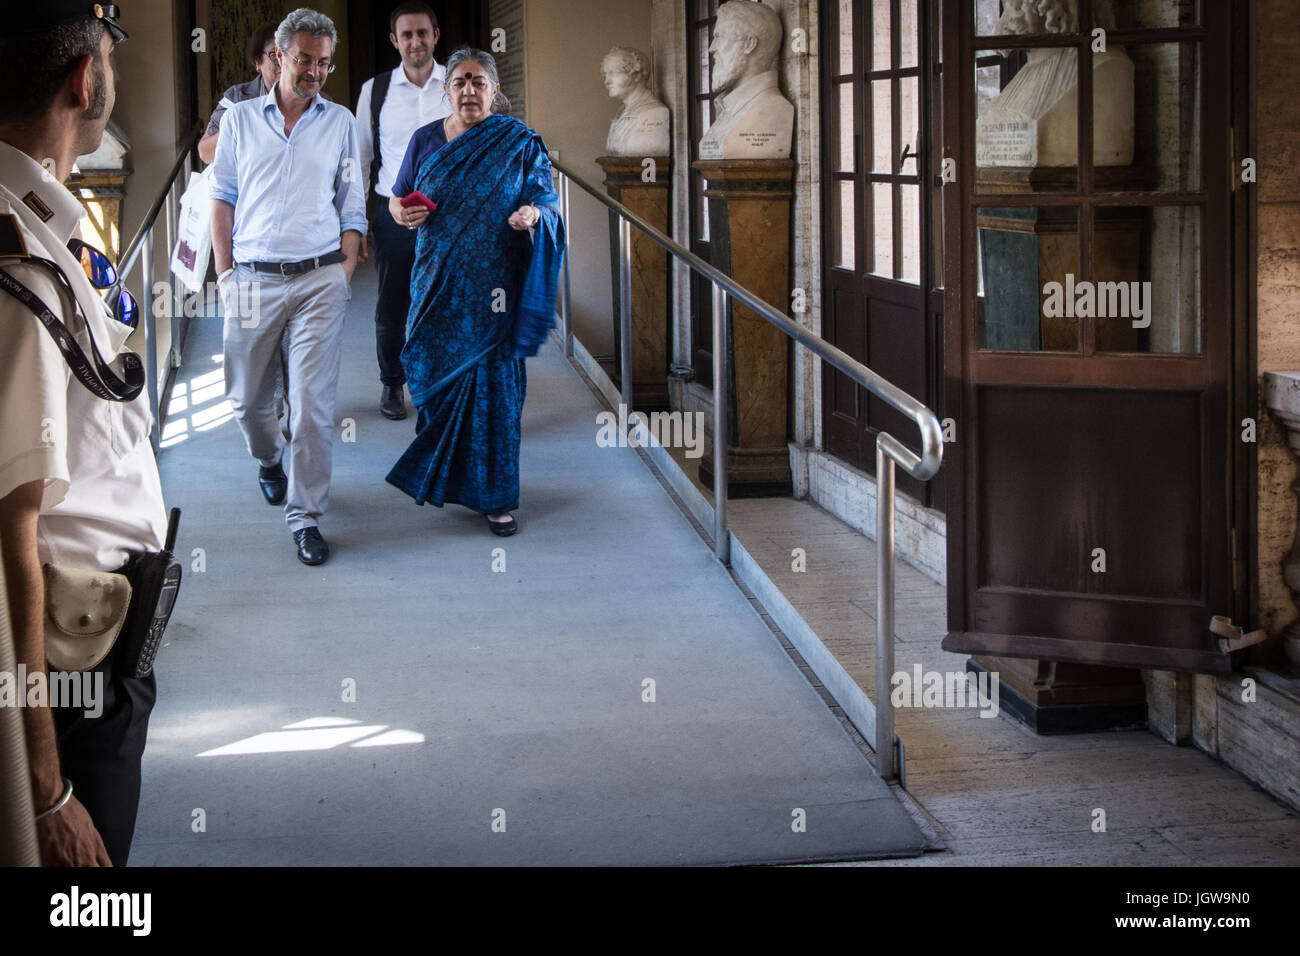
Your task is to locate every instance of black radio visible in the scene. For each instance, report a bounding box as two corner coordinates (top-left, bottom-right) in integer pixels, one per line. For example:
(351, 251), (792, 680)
(114, 508), (183, 679)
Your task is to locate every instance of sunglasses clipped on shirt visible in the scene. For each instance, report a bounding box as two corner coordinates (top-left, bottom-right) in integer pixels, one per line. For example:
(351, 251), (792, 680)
(67, 238), (139, 329)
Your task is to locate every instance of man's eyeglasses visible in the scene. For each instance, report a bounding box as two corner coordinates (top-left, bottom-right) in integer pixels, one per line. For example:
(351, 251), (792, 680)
(68, 238), (139, 329)
(287, 53), (336, 74)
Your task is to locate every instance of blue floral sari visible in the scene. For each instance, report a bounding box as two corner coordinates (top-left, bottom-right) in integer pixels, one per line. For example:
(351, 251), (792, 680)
(386, 113), (565, 513)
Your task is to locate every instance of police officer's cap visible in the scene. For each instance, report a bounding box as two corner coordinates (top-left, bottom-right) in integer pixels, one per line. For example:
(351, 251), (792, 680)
(11, 3), (129, 44)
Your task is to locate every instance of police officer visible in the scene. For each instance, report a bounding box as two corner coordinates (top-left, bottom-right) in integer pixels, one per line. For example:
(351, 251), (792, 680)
(0, 3), (167, 866)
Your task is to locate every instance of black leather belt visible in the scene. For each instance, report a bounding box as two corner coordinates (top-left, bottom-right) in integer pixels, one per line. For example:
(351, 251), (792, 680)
(240, 250), (346, 277)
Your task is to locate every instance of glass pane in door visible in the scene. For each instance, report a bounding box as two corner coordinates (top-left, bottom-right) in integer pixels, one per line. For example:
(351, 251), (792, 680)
(837, 82), (856, 171)
(835, 181), (857, 269)
(1100, 42), (1202, 192)
(1112, 1), (1203, 30)
(899, 0), (919, 69)
(899, 75), (919, 172)
(1095, 205), (1202, 355)
(900, 183), (921, 282)
(871, 182), (895, 276)
(871, 79), (893, 172)
(871, 0), (892, 70)
(974, 49), (1078, 191)
(976, 206), (1080, 352)
(838, 0), (855, 74)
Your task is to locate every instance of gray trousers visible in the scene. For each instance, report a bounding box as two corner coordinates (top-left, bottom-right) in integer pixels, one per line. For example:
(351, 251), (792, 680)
(222, 262), (349, 532)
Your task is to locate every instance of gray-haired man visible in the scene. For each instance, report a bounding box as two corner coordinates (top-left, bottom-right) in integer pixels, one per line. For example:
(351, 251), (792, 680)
(211, 7), (366, 566)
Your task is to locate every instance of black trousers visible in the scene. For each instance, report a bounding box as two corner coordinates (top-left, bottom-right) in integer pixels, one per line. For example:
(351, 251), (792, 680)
(52, 649), (156, 867)
(372, 206), (418, 387)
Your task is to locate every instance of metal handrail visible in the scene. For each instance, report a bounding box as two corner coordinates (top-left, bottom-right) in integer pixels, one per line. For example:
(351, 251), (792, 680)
(117, 123), (203, 452)
(551, 159), (943, 483)
(552, 157), (944, 781)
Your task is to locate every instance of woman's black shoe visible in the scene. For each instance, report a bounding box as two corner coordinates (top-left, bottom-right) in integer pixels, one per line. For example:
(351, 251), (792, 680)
(486, 514), (518, 537)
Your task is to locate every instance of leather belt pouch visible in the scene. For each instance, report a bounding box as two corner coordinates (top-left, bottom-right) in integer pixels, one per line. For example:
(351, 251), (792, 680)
(43, 564), (132, 672)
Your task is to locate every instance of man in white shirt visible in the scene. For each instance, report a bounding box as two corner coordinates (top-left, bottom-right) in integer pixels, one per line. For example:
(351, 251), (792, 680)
(0, 1), (167, 866)
(354, 1), (452, 420)
(211, 8), (367, 566)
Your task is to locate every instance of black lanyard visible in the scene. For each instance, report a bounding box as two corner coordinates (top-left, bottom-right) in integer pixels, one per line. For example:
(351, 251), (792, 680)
(0, 258), (143, 402)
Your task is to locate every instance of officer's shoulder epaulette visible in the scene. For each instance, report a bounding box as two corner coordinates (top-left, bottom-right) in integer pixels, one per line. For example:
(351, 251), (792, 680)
(0, 212), (31, 259)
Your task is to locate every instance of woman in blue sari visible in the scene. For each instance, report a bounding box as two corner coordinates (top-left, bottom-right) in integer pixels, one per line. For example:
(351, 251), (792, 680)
(386, 46), (565, 536)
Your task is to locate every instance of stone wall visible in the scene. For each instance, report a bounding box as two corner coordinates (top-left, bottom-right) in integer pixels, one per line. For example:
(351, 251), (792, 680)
(1256, 0), (1300, 638)
(526, 0), (654, 358)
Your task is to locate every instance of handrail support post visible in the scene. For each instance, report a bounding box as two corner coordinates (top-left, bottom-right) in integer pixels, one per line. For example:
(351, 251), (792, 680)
(712, 282), (729, 565)
(560, 175), (574, 359)
(875, 440), (897, 780)
(618, 216), (633, 413)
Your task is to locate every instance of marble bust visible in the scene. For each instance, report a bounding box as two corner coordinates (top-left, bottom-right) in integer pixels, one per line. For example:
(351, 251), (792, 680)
(699, 1), (794, 161)
(976, 0), (1133, 167)
(602, 47), (670, 157)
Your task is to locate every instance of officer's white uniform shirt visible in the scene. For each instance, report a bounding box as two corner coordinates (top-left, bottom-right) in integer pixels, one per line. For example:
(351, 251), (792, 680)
(0, 140), (166, 570)
(354, 62), (452, 199)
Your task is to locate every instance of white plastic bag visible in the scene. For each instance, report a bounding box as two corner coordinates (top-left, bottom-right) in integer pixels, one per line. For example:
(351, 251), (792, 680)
(170, 166), (212, 293)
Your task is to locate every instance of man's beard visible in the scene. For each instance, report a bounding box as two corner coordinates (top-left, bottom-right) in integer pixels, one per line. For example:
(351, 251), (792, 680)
(711, 57), (742, 93)
(404, 48), (432, 69)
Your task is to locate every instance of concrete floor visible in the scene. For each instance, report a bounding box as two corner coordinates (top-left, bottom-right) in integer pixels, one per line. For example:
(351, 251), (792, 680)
(129, 266), (926, 866)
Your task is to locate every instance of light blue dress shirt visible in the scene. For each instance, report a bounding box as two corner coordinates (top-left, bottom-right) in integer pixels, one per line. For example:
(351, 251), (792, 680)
(210, 89), (368, 263)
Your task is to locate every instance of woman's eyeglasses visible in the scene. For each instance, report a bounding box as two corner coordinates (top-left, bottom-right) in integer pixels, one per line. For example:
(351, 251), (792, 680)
(68, 238), (139, 330)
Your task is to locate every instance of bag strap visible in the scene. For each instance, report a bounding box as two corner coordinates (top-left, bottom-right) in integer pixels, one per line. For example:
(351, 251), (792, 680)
(369, 69), (393, 207)
(0, 262), (143, 403)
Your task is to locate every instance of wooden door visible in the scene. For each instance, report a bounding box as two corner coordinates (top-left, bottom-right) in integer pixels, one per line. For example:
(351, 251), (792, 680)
(821, 0), (944, 507)
(687, 0), (722, 388)
(942, 0), (1241, 674)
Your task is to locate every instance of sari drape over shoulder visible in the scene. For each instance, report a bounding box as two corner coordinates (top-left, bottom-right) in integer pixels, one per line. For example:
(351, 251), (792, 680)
(386, 114), (566, 514)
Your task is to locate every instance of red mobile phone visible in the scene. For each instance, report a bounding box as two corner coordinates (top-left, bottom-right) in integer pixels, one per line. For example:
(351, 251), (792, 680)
(400, 190), (438, 213)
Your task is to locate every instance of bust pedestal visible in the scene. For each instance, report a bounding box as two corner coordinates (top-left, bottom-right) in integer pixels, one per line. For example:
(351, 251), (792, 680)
(692, 159), (794, 496)
(597, 156), (672, 410)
